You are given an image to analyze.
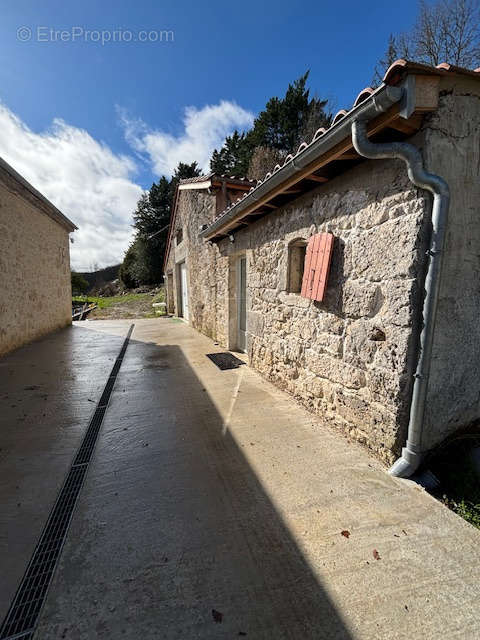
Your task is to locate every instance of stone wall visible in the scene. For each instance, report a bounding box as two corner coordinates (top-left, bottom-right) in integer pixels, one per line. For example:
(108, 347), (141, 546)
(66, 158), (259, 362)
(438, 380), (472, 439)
(0, 180), (72, 356)
(166, 164), (427, 463)
(216, 162), (428, 464)
(420, 76), (480, 450)
(165, 189), (229, 342)
(166, 76), (480, 463)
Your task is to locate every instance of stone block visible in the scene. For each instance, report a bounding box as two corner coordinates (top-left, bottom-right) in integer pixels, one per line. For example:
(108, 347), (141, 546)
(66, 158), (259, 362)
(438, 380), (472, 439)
(341, 281), (384, 318)
(306, 351), (366, 390)
(351, 215), (422, 282)
(247, 311), (264, 337)
(343, 320), (378, 369)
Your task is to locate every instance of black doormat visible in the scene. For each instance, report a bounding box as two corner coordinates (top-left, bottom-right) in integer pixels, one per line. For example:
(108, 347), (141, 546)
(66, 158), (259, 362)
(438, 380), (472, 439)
(206, 352), (246, 371)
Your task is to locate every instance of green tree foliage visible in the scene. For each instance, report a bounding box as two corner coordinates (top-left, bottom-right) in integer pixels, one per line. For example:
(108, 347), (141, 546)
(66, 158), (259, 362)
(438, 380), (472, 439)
(71, 271), (89, 296)
(78, 264), (120, 291)
(210, 131), (251, 177)
(120, 162), (201, 288)
(210, 71), (331, 179)
(119, 239), (141, 288)
(250, 72), (330, 152)
(169, 161), (202, 196)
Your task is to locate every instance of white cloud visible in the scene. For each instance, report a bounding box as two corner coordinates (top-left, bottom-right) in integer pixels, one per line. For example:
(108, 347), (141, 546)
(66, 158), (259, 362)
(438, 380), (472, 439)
(0, 98), (253, 271)
(0, 103), (143, 270)
(119, 101), (254, 177)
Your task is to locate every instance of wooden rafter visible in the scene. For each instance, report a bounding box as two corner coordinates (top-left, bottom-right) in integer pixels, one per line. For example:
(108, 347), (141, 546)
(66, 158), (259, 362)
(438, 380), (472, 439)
(206, 80), (439, 240)
(305, 174), (329, 183)
(336, 152), (360, 160)
(388, 114), (423, 135)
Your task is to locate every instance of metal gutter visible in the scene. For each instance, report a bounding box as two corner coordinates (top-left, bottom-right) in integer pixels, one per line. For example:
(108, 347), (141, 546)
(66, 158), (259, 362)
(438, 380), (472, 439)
(200, 75), (450, 479)
(200, 84), (405, 240)
(352, 119), (450, 478)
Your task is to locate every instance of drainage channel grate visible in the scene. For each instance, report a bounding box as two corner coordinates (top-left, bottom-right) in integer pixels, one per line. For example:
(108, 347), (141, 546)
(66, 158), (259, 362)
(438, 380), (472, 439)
(206, 352), (246, 371)
(0, 324), (134, 640)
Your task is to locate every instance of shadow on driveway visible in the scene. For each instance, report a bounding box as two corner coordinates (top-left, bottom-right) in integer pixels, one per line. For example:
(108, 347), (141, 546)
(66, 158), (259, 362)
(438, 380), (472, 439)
(28, 324), (354, 639)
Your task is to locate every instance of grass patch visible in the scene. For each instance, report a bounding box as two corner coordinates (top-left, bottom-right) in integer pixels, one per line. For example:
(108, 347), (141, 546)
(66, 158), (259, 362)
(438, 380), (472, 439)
(152, 290), (165, 304)
(442, 498), (480, 529)
(72, 293), (163, 319)
(430, 436), (480, 530)
(73, 294), (151, 309)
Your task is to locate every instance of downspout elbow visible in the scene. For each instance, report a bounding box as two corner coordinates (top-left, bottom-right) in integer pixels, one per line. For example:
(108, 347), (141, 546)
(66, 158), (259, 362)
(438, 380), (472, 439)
(389, 445), (423, 478)
(352, 120), (449, 198)
(351, 118), (450, 479)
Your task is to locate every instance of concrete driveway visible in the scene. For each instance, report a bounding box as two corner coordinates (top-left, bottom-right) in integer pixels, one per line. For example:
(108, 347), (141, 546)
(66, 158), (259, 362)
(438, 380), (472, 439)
(0, 318), (479, 639)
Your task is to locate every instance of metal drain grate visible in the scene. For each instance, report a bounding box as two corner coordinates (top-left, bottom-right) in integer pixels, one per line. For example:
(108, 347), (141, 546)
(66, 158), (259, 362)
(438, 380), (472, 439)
(206, 352), (246, 371)
(0, 324), (134, 640)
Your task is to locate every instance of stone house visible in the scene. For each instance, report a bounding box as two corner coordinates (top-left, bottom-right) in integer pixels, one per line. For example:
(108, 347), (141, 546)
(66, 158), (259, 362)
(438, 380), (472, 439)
(164, 60), (480, 477)
(0, 157), (76, 356)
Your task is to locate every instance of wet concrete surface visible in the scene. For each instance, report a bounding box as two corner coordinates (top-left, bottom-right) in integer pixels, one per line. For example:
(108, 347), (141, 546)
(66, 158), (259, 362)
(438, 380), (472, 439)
(0, 324), (126, 621)
(1, 319), (480, 638)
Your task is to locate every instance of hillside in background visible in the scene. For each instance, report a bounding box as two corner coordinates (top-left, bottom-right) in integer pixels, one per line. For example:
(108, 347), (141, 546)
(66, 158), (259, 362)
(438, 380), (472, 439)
(78, 264), (120, 292)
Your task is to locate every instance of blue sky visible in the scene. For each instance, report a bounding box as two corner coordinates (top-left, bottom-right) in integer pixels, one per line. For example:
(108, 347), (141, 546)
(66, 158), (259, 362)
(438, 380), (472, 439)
(0, 0), (419, 268)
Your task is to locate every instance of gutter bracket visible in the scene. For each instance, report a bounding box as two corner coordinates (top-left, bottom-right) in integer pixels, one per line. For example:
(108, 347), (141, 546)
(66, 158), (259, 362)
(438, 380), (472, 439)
(398, 75), (417, 119)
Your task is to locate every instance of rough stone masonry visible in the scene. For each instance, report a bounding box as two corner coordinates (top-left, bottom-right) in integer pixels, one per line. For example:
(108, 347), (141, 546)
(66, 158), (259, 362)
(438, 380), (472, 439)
(165, 73), (480, 465)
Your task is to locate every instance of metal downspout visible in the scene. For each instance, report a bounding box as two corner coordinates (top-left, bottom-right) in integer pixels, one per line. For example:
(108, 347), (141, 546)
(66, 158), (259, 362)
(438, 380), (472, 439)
(351, 119), (450, 478)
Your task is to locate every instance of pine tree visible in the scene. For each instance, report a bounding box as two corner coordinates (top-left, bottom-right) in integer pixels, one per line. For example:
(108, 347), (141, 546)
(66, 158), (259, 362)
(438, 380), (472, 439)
(120, 162), (201, 287)
(210, 131), (251, 177)
(119, 240), (140, 288)
(169, 161), (202, 199)
(249, 96), (284, 150)
(210, 71), (331, 178)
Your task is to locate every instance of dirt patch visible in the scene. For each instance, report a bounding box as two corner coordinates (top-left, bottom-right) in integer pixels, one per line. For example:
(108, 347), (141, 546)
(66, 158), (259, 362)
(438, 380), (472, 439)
(89, 295), (158, 320)
(73, 291), (166, 320)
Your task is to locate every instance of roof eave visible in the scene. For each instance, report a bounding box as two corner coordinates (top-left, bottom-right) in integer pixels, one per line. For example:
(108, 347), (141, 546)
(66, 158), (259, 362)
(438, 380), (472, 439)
(178, 179), (213, 191)
(0, 157), (77, 232)
(200, 84), (405, 241)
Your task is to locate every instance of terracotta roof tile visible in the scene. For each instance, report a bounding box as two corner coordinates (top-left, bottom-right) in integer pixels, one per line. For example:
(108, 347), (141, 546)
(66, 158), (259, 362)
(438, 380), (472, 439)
(179, 173), (214, 185)
(203, 59), (480, 236)
(383, 58), (480, 85)
(313, 127), (327, 141)
(354, 87), (374, 106)
(332, 109), (348, 124)
(179, 172), (251, 185)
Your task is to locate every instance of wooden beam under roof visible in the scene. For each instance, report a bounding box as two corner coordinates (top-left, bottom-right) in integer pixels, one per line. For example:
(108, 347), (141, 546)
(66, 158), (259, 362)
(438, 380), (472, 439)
(305, 174), (329, 183)
(211, 179), (253, 191)
(387, 114), (423, 135)
(210, 104), (405, 236)
(282, 188), (303, 194)
(206, 78), (440, 240)
(335, 152), (360, 160)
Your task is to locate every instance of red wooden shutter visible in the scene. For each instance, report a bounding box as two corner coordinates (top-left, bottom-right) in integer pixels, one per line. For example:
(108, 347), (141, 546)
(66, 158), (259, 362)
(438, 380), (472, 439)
(300, 235), (316, 298)
(300, 232), (334, 302)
